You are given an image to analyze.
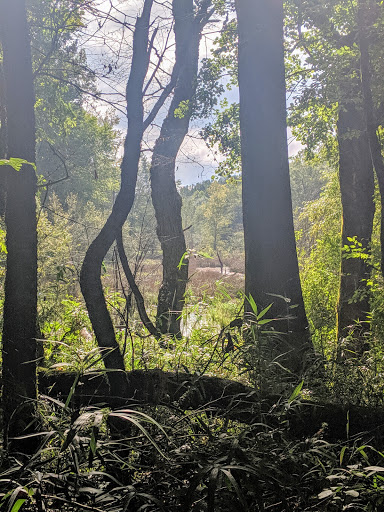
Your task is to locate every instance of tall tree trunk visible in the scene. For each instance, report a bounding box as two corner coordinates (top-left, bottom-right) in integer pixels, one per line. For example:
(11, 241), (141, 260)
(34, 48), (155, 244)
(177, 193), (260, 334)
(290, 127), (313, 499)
(336, 100), (374, 354)
(80, 0), (154, 394)
(235, 0), (312, 373)
(151, 0), (210, 335)
(0, 0), (38, 452)
(358, 0), (384, 274)
(0, 63), (5, 149)
(0, 61), (6, 216)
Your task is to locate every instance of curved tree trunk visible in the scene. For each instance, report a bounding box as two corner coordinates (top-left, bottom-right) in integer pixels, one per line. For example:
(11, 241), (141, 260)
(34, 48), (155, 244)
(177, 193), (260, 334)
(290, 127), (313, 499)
(80, 1), (154, 394)
(151, 0), (211, 336)
(0, 0), (38, 452)
(336, 100), (374, 355)
(236, 0), (312, 373)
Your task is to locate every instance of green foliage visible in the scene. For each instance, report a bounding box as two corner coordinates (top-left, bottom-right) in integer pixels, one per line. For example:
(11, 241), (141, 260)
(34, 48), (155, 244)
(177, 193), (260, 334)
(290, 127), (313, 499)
(0, 158), (37, 172)
(4, 373), (384, 511)
(285, 0), (384, 163)
(174, 100), (190, 119)
(316, 443), (384, 510)
(181, 179), (243, 258)
(0, 227), (6, 255)
(289, 153), (328, 212)
(196, 15), (240, 178)
(202, 101), (241, 178)
(296, 166), (342, 353)
(193, 58), (225, 120)
(0, 392), (168, 511)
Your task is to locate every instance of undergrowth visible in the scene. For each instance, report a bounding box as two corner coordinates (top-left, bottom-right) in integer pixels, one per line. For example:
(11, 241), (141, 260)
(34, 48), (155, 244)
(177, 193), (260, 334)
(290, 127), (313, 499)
(3, 271), (384, 510)
(2, 378), (384, 511)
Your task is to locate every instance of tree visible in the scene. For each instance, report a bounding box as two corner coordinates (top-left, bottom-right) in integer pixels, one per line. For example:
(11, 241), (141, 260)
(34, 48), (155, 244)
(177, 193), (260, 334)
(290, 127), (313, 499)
(235, 0), (312, 372)
(0, 0), (38, 451)
(357, 0), (384, 275)
(0, 61), (5, 216)
(150, 0), (214, 335)
(336, 97), (374, 351)
(80, 0), (184, 391)
(285, 0), (380, 350)
(80, 0), (156, 394)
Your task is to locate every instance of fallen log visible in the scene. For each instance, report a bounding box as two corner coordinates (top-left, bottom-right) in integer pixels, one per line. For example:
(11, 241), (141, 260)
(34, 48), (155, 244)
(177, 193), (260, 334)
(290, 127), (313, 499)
(38, 370), (384, 444)
(39, 369), (261, 420)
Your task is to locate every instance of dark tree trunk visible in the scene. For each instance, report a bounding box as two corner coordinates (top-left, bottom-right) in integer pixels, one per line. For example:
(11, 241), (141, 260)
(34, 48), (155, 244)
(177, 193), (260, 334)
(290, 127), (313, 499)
(0, 61), (6, 216)
(151, 0), (209, 336)
(80, 0), (154, 394)
(336, 100), (374, 353)
(235, 0), (312, 372)
(0, 64), (5, 144)
(358, 0), (384, 275)
(0, 0), (38, 452)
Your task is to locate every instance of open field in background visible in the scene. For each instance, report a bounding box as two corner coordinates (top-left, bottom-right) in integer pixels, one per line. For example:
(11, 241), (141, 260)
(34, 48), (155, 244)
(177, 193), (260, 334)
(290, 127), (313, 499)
(136, 255), (245, 301)
(38, 255), (247, 384)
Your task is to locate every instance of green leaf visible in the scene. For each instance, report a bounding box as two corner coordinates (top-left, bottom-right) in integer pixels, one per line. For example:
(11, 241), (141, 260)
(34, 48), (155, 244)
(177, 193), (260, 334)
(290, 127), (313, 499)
(197, 251), (213, 260)
(11, 499), (27, 512)
(177, 252), (189, 270)
(60, 427), (77, 452)
(0, 158), (36, 172)
(64, 373), (80, 409)
(288, 380), (304, 403)
(340, 446), (347, 465)
(246, 294), (258, 316)
(266, 292), (291, 303)
(256, 303), (273, 321)
(109, 409), (168, 459)
(257, 318), (273, 326)
(174, 100), (190, 119)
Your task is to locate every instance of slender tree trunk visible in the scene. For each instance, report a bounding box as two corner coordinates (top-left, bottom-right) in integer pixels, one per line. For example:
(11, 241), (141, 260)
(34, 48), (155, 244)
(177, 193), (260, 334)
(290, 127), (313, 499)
(336, 100), (374, 354)
(0, 0), (38, 452)
(151, 0), (210, 336)
(80, 0), (154, 394)
(116, 230), (160, 340)
(235, 0), (312, 372)
(358, 0), (384, 274)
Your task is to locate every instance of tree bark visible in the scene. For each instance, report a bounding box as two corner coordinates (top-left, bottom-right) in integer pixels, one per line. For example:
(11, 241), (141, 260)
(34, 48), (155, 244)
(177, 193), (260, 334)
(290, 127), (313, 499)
(336, 100), (375, 353)
(0, 62), (5, 153)
(151, 0), (210, 335)
(0, 0), (38, 452)
(0, 61), (6, 217)
(80, 0), (154, 394)
(235, 0), (312, 372)
(358, 0), (384, 275)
